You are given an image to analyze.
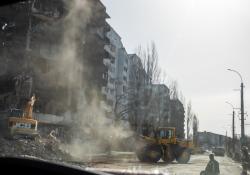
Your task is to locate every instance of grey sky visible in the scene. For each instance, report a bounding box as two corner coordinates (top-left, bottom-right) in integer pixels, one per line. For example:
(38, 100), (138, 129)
(102, 0), (250, 136)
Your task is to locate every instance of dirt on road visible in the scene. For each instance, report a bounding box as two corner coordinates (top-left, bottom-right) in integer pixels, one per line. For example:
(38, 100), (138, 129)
(86, 152), (247, 175)
(0, 136), (71, 162)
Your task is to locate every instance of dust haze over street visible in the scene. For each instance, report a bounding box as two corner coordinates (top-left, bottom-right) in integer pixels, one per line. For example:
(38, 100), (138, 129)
(85, 152), (244, 175)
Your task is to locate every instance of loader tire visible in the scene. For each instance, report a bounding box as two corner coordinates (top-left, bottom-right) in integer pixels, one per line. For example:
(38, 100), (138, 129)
(136, 145), (162, 163)
(176, 149), (191, 164)
(136, 147), (147, 162)
(162, 145), (175, 163)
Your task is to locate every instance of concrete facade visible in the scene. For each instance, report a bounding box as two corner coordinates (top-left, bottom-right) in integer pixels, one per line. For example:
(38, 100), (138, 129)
(103, 27), (129, 119)
(115, 47), (129, 118)
(103, 26), (122, 110)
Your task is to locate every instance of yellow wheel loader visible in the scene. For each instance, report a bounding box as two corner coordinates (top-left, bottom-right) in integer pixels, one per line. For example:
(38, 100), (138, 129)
(135, 127), (193, 163)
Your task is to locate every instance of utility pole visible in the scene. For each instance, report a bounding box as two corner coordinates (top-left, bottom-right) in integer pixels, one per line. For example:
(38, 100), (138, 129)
(232, 109), (235, 154)
(226, 101), (236, 155)
(226, 102), (235, 140)
(187, 117), (188, 139)
(228, 69), (245, 146)
(232, 110), (235, 141)
(240, 82), (245, 143)
(227, 69), (246, 175)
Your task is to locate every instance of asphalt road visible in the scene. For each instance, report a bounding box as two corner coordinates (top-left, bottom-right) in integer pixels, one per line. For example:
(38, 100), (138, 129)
(84, 151), (247, 175)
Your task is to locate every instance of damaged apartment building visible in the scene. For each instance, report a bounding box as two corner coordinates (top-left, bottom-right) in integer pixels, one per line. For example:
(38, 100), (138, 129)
(0, 0), (110, 123)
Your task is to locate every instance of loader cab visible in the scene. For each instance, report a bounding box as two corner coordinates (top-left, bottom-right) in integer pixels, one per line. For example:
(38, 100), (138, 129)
(8, 109), (23, 118)
(156, 127), (177, 144)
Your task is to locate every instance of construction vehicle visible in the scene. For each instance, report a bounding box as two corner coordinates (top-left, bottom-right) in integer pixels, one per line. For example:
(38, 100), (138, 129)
(135, 127), (193, 163)
(5, 95), (38, 139)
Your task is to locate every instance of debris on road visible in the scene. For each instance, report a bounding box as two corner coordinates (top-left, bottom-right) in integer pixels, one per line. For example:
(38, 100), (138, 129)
(0, 136), (72, 162)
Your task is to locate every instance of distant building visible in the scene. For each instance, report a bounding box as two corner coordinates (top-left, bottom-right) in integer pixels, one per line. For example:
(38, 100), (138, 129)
(197, 131), (227, 148)
(127, 54), (147, 89)
(127, 54), (185, 137)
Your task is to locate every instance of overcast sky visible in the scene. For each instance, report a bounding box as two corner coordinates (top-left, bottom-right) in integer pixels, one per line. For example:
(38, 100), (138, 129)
(102, 0), (250, 136)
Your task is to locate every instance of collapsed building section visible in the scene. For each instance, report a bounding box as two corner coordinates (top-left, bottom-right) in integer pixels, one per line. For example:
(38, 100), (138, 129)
(0, 0), (110, 120)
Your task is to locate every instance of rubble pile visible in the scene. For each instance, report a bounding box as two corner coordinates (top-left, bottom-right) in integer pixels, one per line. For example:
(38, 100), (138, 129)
(0, 136), (72, 162)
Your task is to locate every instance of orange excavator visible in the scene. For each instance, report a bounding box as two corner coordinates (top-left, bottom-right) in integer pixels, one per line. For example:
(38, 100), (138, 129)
(6, 95), (38, 139)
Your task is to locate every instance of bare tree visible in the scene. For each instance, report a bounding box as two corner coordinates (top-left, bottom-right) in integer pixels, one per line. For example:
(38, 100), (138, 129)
(186, 101), (199, 141)
(169, 80), (179, 100)
(130, 42), (163, 133)
(179, 91), (186, 107)
(192, 114), (199, 145)
(160, 70), (167, 85)
(137, 41), (161, 84)
(186, 101), (193, 139)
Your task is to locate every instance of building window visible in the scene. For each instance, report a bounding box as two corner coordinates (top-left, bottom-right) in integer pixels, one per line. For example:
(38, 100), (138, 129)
(123, 86), (127, 93)
(125, 58), (128, 64)
(109, 78), (115, 84)
(110, 66), (115, 72)
(110, 44), (116, 52)
(107, 99), (113, 106)
(124, 67), (128, 72)
(123, 76), (127, 82)
(103, 72), (108, 80)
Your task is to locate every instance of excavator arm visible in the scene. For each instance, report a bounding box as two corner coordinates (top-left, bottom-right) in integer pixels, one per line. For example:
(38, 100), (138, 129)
(23, 95), (36, 119)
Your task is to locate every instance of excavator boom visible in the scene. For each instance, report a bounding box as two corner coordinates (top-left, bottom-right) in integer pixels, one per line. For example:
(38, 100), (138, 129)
(23, 95), (36, 119)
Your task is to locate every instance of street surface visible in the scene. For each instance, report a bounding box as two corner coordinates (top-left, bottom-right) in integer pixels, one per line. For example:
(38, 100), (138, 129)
(84, 151), (247, 175)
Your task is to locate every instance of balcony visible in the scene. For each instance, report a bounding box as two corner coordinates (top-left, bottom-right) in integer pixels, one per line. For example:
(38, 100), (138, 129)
(107, 81), (115, 89)
(100, 100), (112, 113)
(101, 86), (107, 95)
(108, 69), (115, 79)
(123, 71), (128, 77)
(104, 44), (116, 58)
(103, 58), (111, 67)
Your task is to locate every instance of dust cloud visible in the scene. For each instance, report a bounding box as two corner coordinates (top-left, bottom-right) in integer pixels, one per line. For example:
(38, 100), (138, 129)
(62, 93), (133, 160)
(48, 0), (134, 160)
